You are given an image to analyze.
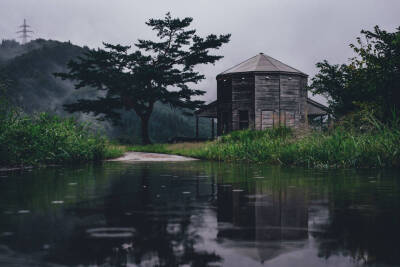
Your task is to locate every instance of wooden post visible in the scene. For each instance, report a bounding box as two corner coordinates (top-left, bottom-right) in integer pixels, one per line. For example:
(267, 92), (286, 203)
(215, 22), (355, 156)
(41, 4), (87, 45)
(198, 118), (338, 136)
(328, 114), (333, 129)
(211, 118), (214, 139)
(196, 116), (199, 138)
(320, 115), (323, 130)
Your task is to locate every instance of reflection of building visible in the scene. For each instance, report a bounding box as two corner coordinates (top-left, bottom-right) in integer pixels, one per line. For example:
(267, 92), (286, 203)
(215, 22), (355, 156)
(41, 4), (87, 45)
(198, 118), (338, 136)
(217, 184), (255, 239)
(255, 187), (308, 241)
(216, 183), (309, 263)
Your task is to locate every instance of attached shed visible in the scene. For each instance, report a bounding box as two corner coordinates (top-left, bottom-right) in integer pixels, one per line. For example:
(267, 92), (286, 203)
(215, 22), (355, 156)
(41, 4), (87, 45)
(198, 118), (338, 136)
(306, 98), (329, 117)
(306, 98), (330, 128)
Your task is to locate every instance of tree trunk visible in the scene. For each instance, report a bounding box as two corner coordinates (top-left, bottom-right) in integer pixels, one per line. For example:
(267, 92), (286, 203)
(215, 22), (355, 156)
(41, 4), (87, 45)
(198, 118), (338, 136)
(140, 115), (151, 145)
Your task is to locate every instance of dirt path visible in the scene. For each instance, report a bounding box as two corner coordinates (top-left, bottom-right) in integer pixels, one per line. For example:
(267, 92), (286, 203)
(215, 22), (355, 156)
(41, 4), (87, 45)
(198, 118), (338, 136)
(108, 152), (197, 162)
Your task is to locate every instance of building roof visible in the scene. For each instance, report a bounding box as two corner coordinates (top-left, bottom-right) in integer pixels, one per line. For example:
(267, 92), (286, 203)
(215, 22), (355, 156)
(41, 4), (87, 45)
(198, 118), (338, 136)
(307, 98), (329, 116)
(195, 100), (217, 118)
(218, 53), (308, 77)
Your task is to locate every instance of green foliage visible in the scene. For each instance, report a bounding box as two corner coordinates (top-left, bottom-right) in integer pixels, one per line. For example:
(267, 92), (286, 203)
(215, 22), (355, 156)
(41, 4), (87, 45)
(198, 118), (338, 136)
(102, 144), (127, 159)
(0, 110), (111, 166)
(0, 79), (10, 120)
(131, 124), (400, 168)
(56, 13), (230, 144)
(310, 25), (400, 119)
(116, 103), (215, 144)
(0, 39), (213, 143)
(337, 102), (384, 132)
(283, 127), (400, 168)
(219, 127), (292, 143)
(0, 39), (90, 113)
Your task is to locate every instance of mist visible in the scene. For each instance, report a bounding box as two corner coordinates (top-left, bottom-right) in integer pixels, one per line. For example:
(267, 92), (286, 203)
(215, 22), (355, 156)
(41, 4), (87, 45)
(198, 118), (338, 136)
(1, 0), (399, 105)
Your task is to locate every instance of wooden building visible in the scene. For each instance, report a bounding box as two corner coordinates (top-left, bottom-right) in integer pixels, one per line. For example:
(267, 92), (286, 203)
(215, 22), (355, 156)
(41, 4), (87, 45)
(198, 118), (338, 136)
(196, 53), (328, 137)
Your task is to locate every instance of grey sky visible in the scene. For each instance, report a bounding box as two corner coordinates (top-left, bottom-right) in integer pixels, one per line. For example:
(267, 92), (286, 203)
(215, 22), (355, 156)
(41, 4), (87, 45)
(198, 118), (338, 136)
(1, 0), (399, 104)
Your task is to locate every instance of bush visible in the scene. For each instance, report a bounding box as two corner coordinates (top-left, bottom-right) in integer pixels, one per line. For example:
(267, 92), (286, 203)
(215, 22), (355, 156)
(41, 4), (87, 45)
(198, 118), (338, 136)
(207, 125), (400, 168)
(0, 110), (109, 166)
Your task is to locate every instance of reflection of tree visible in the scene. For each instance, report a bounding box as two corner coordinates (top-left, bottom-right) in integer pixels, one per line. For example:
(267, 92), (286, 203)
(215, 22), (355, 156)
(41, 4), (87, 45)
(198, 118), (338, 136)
(54, 163), (222, 266)
(313, 203), (400, 265)
(213, 163), (400, 267)
(312, 177), (400, 266)
(3, 161), (399, 267)
(0, 162), (222, 266)
(0, 164), (122, 256)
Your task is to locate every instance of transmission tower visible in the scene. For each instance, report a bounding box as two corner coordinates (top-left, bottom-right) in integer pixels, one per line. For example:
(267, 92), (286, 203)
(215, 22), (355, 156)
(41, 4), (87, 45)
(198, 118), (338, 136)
(16, 19), (34, 44)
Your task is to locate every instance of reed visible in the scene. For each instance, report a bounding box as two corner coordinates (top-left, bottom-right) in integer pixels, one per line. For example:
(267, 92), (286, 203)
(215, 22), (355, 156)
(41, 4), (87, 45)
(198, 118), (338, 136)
(0, 110), (122, 166)
(129, 125), (400, 168)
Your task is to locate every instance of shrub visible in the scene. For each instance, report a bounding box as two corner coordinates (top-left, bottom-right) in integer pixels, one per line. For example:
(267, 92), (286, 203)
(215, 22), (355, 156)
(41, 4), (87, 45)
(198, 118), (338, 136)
(0, 110), (109, 166)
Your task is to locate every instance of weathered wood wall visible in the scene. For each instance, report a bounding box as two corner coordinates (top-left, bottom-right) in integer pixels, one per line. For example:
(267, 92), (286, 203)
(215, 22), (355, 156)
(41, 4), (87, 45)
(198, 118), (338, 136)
(255, 73), (307, 129)
(231, 74), (255, 131)
(217, 78), (232, 135)
(217, 72), (308, 135)
(254, 74), (280, 130)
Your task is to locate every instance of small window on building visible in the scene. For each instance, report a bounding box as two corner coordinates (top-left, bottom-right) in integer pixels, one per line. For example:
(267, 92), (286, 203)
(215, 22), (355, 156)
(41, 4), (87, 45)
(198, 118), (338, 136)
(239, 110), (249, 130)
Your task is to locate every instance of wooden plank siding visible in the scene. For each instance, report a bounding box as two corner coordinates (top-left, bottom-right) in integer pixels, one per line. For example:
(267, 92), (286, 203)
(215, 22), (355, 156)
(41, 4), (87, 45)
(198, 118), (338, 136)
(255, 74), (307, 129)
(217, 72), (308, 135)
(279, 74), (301, 128)
(217, 78), (232, 135)
(255, 74), (280, 130)
(261, 110), (274, 129)
(231, 74), (255, 131)
(299, 77), (308, 125)
(279, 74), (301, 112)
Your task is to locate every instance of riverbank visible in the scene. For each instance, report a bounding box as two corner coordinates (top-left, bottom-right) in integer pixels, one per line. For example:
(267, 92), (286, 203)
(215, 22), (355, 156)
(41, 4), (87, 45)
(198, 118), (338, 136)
(0, 112), (125, 168)
(2, 110), (398, 169)
(128, 127), (400, 169)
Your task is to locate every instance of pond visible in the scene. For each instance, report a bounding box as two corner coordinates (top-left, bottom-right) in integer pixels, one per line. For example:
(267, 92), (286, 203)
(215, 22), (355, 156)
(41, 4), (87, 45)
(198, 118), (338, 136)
(0, 161), (399, 266)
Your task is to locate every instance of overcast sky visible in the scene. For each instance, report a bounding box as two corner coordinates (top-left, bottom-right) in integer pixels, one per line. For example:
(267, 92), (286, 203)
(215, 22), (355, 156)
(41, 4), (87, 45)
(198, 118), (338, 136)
(1, 0), (399, 103)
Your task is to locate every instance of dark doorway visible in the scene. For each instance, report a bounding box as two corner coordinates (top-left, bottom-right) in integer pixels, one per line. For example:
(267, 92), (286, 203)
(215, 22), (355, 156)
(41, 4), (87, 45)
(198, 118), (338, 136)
(239, 110), (249, 130)
(222, 112), (229, 134)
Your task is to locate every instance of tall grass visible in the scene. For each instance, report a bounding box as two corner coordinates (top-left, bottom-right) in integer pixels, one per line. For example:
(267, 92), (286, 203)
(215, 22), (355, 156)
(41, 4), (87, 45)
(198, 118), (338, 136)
(281, 127), (399, 168)
(129, 125), (400, 168)
(0, 110), (121, 166)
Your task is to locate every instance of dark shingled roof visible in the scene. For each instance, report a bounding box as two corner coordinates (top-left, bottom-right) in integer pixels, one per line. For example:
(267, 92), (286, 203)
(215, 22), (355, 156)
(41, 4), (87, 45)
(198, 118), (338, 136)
(218, 53), (307, 76)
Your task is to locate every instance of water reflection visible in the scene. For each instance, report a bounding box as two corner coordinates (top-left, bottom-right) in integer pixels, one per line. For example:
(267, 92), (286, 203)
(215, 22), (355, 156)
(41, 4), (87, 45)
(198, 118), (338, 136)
(0, 162), (399, 266)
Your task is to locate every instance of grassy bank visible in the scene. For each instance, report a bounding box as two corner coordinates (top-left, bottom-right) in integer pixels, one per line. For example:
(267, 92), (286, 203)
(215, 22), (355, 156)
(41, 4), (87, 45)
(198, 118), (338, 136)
(129, 126), (400, 168)
(0, 111), (125, 167)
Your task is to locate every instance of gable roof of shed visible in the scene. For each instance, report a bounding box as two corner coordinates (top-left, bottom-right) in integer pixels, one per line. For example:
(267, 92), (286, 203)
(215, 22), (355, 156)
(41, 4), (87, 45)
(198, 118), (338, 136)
(218, 53), (307, 76)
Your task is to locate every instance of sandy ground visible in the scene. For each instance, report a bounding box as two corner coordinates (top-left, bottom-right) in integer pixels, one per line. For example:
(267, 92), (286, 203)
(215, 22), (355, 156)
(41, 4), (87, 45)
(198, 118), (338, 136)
(108, 152), (197, 162)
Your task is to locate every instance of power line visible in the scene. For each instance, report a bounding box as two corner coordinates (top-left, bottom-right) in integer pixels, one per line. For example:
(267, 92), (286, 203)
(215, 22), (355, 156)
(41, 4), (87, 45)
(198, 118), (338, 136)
(16, 19), (34, 44)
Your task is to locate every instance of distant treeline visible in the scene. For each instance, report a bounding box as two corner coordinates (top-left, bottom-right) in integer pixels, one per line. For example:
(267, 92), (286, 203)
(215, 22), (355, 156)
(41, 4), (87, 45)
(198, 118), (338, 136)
(0, 39), (212, 143)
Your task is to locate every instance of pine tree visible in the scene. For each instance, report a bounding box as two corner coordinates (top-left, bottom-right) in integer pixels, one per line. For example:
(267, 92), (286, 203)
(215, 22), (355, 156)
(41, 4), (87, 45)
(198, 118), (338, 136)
(56, 13), (230, 144)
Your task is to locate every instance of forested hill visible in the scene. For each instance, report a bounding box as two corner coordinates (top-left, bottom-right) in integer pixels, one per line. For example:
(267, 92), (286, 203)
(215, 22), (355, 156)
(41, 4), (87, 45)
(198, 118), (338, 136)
(0, 39), (91, 113)
(0, 39), (211, 143)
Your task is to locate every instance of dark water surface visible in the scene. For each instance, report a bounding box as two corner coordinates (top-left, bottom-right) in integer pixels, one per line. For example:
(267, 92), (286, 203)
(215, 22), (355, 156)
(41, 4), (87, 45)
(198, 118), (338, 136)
(0, 161), (399, 266)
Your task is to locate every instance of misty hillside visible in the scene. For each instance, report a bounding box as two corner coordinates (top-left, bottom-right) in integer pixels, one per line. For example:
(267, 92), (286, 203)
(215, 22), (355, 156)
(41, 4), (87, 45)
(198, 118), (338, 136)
(0, 39), (92, 113)
(0, 39), (212, 143)
(0, 39), (65, 62)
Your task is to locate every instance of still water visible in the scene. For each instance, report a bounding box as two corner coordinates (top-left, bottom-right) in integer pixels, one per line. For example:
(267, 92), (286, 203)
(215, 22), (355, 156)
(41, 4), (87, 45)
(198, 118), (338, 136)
(0, 161), (399, 266)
